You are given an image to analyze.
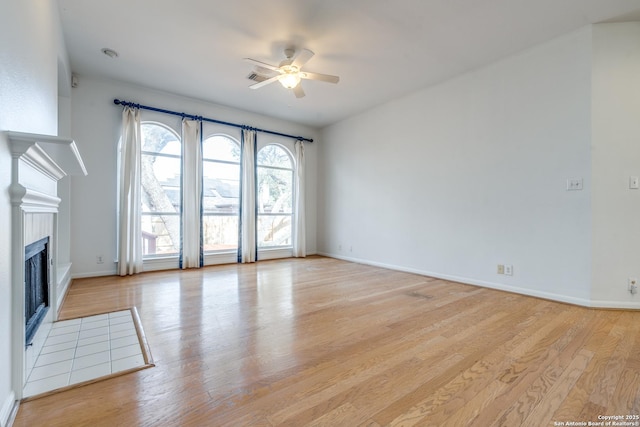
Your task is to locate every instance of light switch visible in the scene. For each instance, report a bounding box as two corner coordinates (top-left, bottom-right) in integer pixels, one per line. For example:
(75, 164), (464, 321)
(630, 176), (639, 189)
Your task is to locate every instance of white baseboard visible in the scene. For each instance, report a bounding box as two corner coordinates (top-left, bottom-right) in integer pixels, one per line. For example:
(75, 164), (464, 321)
(72, 267), (118, 279)
(587, 299), (640, 309)
(72, 249), (316, 279)
(317, 252), (640, 309)
(0, 391), (16, 427)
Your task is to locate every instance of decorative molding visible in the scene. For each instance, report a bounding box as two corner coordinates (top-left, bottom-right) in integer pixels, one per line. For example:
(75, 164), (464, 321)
(9, 185), (61, 211)
(14, 142), (66, 182)
(7, 131), (87, 177)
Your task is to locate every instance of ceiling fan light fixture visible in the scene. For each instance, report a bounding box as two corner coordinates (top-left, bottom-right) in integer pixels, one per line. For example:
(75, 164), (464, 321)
(246, 48), (338, 97)
(279, 72), (301, 89)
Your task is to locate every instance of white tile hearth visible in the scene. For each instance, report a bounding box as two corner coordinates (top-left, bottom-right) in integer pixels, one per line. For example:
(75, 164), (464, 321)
(23, 309), (152, 398)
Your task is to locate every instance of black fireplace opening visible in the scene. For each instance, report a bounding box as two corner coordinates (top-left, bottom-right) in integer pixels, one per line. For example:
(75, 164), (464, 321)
(25, 236), (49, 346)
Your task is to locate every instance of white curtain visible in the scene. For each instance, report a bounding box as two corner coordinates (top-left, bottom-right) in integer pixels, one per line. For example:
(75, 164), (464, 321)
(239, 129), (257, 263)
(181, 119), (202, 268)
(117, 107), (143, 275)
(293, 140), (306, 257)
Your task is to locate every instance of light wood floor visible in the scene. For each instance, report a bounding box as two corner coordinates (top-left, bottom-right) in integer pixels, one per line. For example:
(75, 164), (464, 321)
(13, 256), (640, 426)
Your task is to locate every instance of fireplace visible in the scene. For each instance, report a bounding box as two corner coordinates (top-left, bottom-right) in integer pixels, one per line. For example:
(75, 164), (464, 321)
(24, 237), (49, 346)
(8, 130), (87, 399)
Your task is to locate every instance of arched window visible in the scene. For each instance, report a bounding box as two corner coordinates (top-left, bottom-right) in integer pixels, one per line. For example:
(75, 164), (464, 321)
(202, 135), (241, 252)
(257, 144), (294, 248)
(140, 122), (181, 256)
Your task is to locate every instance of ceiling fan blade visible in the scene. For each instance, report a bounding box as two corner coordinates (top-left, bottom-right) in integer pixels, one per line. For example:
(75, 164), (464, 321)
(293, 84), (305, 98)
(300, 71), (339, 84)
(291, 49), (314, 69)
(249, 74), (281, 89)
(244, 58), (281, 72)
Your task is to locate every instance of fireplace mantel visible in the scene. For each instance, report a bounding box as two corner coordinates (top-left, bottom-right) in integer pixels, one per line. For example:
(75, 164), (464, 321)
(7, 131), (87, 400)
(8, 131), (87, 176)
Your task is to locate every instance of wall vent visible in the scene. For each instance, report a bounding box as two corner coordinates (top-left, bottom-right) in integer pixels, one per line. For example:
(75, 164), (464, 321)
(247, 72), (268, 83)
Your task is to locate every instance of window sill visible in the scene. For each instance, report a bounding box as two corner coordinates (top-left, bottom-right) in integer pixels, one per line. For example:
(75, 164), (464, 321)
(139, 247), (294, 272)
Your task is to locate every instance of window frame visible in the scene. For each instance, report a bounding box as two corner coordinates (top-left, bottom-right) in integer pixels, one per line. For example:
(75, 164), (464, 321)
(139, 121), (182, 259)
(256, 143), (295, 250)
(128, 119), (300, 269)
(201, 133), (242, 254)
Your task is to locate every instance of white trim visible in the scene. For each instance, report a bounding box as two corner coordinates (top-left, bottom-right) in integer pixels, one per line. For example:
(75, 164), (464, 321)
(72, 269), (118, 279)
(7, 131), (87, 176)
(316, 252), (634, 309)
(588, 299), (640, 309)
(142, 255), (179, 272)
(9, 186), (61, 212)
(56, 262), (72, 313)
(7, 131), (86, 400)
(74, 249), (307, 279)
(18, 144), (66, 181)
(258, 247), (293, 260)
(204, 252), (239, 266)
(0, 392), (16, 427)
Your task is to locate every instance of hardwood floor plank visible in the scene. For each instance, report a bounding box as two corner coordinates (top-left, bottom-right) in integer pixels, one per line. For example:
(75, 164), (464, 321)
(521, 349), (594, 427)
(372, 299), (544, 425)
(12, 256), (640, 427)
(587, 312), (640, 409)
(609, 368), (640, 414)
(440, 379), (509, 427)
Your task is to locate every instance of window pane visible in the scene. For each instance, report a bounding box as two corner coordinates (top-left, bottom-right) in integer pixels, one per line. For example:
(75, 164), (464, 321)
(258, 215), (292, 247)
(140, 123), (181, 259)
(203, 215), (238, 251)
(141, 123), (180, 154)
(202, 135), (240, 253)
(257, 145), (291, 168)
(203, 136), (240, 218)
(141, 154), (181, 212)
(203, 135), (241, 162)
(141, 214), (180, 256)
(257, 166), (292, 214)
(203, 162), (240, 214)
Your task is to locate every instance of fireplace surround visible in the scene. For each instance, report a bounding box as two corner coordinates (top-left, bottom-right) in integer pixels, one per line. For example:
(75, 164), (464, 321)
(8, 131), (86, 400)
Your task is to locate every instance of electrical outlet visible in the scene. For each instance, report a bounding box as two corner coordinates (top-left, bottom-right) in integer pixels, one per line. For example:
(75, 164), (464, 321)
(629, 278), (638, 295)
(504, 265), (513, 276)
(96, 255), (104, 264)
(566, 178), (583, 191)
(497, 264), (505, 274)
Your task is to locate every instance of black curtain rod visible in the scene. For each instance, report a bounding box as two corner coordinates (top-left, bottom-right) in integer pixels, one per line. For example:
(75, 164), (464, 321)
(113, 99), (313, 143)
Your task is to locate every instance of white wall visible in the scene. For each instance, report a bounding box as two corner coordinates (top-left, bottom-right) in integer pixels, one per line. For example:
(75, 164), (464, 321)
(0, 1), (67, 424)
(69, 76), (319, 277)
(592, 23), (640, 307)
(318, 27), (594, 305)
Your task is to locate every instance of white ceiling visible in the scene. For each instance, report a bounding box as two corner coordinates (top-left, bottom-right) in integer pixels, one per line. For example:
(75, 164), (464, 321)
(58, 0), (640, 128)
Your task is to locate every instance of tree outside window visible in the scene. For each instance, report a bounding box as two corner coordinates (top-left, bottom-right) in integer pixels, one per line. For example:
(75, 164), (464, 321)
(257, 144), (293, 247)
(139, 125), (295, 257)
(140, 122), (181, 256)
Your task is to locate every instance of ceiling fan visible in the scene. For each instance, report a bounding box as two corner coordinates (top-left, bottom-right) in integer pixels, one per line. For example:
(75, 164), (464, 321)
(244, 48), (339, 98)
